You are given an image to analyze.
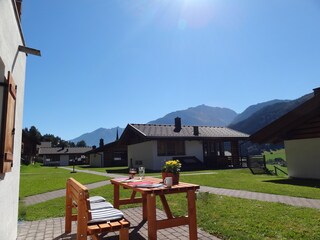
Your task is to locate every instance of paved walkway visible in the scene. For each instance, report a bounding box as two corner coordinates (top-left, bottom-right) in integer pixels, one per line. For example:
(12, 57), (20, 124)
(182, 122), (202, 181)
(22, 168), (125, 206)
(17, 207), (218, 240)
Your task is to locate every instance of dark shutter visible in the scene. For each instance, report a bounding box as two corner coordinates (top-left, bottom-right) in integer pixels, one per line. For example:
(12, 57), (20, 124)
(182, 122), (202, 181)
(1, 71), (17, 173)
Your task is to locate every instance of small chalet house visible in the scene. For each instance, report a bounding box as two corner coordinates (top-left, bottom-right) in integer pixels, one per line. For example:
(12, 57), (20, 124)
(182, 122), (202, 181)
(37, 142), (91, 166)
(86, 139), (127, 167)
(119, 118), (249, 170)
(250, 88), (320, 180)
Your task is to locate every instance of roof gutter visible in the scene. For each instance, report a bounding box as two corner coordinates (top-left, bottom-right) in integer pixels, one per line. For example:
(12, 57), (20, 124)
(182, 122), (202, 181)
(12, 0), (25, 46)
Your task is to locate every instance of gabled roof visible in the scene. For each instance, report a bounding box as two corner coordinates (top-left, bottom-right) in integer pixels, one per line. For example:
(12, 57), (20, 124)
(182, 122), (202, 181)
(38, 147), (92, 155)
(250, 88), (320, 144)
(85, 141), (125, 154)
(119, 123), (249, 145)
(130, 124), (249, 138)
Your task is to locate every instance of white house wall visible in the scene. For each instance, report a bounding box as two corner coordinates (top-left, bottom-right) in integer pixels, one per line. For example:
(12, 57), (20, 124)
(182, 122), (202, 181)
(128, 140), (204, 171)
(285, 138), (320, 180)
(89, 152), (104, 167)
(185, 141), (203, 162)
(152, 140), (204, 170)
(60, 155), (69, 166)
(128, 141), (154, 169)
(0, 1), (27, 239)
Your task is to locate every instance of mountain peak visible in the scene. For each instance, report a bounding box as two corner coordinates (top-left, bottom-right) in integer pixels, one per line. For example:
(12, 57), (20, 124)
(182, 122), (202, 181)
(70, 127), (124, 146)
(70, 93), (312, 148)
(148, 105), (237, 126)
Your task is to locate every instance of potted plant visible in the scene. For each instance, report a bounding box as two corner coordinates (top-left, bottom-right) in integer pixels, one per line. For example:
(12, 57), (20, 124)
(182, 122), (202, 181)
(161, 159), (182, 185)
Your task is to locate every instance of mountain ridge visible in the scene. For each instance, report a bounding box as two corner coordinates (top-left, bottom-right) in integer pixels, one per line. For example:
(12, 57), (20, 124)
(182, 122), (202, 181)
(228, 93), (313, 134)
(70, 93), (312, 146)
(230, 99), (290, 125)
(70, 127), (124, 147)
(148, 104), (237, 126)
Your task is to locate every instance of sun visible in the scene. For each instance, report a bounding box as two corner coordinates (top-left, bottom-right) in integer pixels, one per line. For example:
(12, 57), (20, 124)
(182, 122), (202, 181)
(177, 0), (217, 29)
(122, 0), (218, 30)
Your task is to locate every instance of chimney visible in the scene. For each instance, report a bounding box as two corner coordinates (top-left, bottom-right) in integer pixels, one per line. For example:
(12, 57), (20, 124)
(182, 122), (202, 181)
(313, 87), (320, 96)
(174, 117), (182, 132)
(193, 126), (199, 136)
(99, 138), (104, 148)
(116, 127), (119, 141)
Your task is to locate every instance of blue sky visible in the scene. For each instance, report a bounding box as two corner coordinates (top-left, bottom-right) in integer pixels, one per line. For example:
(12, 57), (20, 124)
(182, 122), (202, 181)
(22, 0), (320, 140)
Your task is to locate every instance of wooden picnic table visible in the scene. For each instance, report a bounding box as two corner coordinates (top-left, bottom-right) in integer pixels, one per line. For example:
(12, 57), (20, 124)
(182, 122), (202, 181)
(110, 176), (200, 240)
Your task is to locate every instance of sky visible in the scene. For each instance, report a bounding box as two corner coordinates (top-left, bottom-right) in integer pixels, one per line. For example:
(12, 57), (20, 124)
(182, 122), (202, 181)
(22, 0), (320, 140)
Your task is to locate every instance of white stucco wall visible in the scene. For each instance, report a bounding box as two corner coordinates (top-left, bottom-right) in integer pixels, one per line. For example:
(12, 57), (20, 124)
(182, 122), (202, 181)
(285, 138), (320, 179)
(128, 141), (155, 169)
(128, 140), (204, 171)
(185, 141), (203, 162)
(89, 152), (104, 167)
(0, 1), (27, 239)
(60, 155), (69, 166)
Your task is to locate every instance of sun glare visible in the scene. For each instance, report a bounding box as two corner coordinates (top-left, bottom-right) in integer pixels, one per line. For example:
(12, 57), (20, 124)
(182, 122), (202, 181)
(176, 0), (217, 29)
(122, 0), (220, 30)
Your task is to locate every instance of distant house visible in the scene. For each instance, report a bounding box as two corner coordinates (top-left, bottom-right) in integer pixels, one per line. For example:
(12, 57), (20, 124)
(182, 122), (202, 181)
(86, 139), (127, 167)
(37, 142), (91, 166)
(119, 118), (249, 170)
(250, 88), (320, 180)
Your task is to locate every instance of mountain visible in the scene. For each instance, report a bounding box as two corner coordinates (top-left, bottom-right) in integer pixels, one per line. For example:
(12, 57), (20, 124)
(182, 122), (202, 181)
(70, 105), (237, 146)
(70, 93), (313, 147)
(148, 104), (237, 126)
(230, 99), (290, 125)
(70, 127), (124, 147)
(229, 93), (313, 134)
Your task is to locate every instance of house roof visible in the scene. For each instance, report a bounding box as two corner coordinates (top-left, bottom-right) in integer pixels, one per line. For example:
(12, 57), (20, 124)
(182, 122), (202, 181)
(86, 146), (103, 154)
(85, 141), (124, 154)
(119, 123), (249, 145)
(250, 88), (320, 144)
(38, 147), (92, 155)
(131, 124), (249, 138)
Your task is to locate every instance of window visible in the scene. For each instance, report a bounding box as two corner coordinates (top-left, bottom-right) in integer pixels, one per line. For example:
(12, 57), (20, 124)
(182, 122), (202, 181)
(114, 151), (127, 161)
(0, 71), (17, 173)
(157, 140), (185, 156)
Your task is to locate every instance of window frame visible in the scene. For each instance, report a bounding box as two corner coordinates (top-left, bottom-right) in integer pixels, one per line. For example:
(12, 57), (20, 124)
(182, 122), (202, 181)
(157, 140), (185, 156)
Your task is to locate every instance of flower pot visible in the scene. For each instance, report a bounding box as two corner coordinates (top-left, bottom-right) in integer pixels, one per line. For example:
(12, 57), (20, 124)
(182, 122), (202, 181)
(162, 172), (179, 185)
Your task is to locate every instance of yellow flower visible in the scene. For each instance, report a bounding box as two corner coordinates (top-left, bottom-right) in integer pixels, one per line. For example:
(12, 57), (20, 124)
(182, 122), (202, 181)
(162, 159), (182, 173)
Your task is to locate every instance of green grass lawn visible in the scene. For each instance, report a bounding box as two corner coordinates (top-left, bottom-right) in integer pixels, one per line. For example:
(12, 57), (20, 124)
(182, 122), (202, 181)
(263, 149), (286, 161)
(75, 165), (128, 173)
(179, 169), (320, 199)
(266, 164), (288, 177)
(20, 164), (109, 198)
(20, 185), (320, 240)
(71, 165), (320, 199)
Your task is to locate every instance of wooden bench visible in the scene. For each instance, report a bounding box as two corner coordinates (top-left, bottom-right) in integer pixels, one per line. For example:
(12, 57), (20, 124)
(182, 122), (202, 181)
(65, 178), (130, 240)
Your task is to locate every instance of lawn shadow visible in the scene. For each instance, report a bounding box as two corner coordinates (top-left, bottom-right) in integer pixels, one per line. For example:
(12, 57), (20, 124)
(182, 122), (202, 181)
(263, 178), (320, 188)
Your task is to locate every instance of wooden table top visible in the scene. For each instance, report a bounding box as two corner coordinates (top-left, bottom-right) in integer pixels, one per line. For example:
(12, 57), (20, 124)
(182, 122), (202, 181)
(110, 176), (200, 194)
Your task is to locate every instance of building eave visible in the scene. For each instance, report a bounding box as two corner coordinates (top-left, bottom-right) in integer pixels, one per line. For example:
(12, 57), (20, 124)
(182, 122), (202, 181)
(250, 90), (320, 144)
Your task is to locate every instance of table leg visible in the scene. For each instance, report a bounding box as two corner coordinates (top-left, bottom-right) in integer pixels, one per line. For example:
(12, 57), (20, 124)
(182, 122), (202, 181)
(142, 194), (147, 220)
(187, 190), (198, 240)
(113, 184), (120, 209)
(159, 194), (173, 219)
(147, 193), (157, 240)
